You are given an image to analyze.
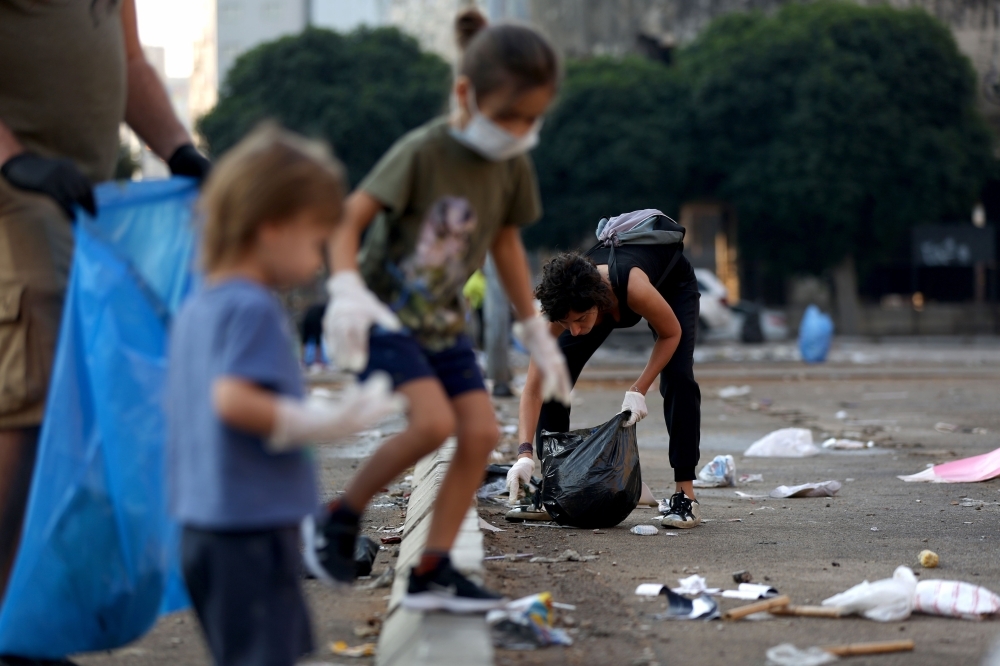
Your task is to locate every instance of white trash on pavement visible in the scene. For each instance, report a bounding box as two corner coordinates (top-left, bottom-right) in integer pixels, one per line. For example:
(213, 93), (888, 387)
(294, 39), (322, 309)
(769, 480), (842, 498)
(766, 644), (838, 666)
(822, 566), (917, 622)
(822, 438), (873, 450)
(744, 428), (821, 458)
(718, 385), (752, 399)
(913, 580), (1000, 619)
(693, 454), (736, 487)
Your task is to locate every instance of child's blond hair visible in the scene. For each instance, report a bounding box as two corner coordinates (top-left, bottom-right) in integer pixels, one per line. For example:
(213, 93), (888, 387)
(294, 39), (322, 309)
(200, 123), (345, 271)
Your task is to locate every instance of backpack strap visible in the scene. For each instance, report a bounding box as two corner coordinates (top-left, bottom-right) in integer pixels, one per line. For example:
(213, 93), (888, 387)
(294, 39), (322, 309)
(652, 242), (684, 291)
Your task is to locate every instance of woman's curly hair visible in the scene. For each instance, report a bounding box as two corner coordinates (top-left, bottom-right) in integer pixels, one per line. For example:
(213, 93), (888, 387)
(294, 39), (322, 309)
(534, 252), (614, 322)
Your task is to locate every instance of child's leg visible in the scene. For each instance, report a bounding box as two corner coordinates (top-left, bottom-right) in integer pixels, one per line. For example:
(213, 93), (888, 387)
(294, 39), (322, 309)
(339, 377), (455, 512)
(421, 388), (498, 553)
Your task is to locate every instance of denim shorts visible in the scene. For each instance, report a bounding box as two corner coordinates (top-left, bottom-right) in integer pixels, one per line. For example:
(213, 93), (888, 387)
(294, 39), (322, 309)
(359, 330), (485, 398)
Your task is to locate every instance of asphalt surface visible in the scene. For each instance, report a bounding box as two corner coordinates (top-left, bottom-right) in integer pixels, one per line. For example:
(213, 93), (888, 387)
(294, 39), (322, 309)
(73, 339), (1000, 665)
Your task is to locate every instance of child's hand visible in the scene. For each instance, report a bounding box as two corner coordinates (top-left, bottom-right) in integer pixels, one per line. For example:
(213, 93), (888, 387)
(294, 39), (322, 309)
(268, 373), (405, 451)
(514, 314), (572, 406)
(324, 271), (401, 372)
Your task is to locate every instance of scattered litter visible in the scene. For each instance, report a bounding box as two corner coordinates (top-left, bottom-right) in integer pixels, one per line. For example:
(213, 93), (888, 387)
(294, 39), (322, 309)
(739, 474), (764, 483)
(718, 385), (752, 399)
(529, 549), (598, 563)
(973, 427), (990, 435)
(914, 580), (1000, 619)
(960, 498), (985, 508)
(359, 567), (394, 590)
(822, 438), (873, 450)
(732, 570), (753, 584)
(935, 422), (959, 433)
(871, 527), (879, 532)
(721, 583), (779, 600)
(647, 586), (719, 621)
(694, 454), (736, 488)
(734, 491), (770, 499)
(477, 477), (509, 499)
(502, 424), (518, 435)
(745, 428), (820, 458)
(670, 575), (721, 596)
(769, 480), (841, 499)
(822, 566), (917, 621)
(664, 532), (678, 536)
(479, 517), (504, 532)
(483, 553), (534, 561)
(540, 413), (641, 528)
(798, 304), (833, 363)
(353, 617), (382, 639)
(379, 536), (401, 545)
(766, 643), (837, 666)
(354, 536), (379, 577)
(898, 446), (1000, 483)
(630, 525), (659, 536)
(728, 518), (744, 522)
(835, 410), (848, 420)
(487, 592), (573, 650)
(723, 595), (790, 620)
(918, 550), (939, 568)
(330, 641), (376, 658)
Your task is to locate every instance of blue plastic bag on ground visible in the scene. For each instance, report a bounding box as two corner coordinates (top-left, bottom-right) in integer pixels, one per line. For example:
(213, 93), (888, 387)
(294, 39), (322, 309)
(798, 304), (834, 364)
(0, 179), (198, 658)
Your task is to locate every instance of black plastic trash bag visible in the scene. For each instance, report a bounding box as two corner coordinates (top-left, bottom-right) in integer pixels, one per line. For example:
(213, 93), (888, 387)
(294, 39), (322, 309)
(354, 536), (380, 577)
(540, 412), (642, 528)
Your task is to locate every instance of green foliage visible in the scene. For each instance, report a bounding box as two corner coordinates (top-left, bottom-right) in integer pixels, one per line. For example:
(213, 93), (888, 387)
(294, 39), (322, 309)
(198, 27), (451, 185)
(114, 141), (139, 181)
(528, 2), (994, 279)
(526, 57), (690, 249)
(678, 2), (995, 276)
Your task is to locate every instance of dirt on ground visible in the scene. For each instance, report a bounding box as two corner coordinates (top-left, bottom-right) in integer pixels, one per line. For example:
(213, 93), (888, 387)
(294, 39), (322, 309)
(75, 343), (1000, 665)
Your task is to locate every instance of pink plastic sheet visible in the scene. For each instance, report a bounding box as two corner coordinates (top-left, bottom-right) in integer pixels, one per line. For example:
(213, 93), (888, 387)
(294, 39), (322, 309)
(898, 447), (1000, 483)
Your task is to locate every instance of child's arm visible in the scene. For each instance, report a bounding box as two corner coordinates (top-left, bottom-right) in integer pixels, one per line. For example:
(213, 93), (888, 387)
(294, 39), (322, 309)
(212, 374), (404, 452)
(323, 191), (401, 372)
(490, 226), (572, 406)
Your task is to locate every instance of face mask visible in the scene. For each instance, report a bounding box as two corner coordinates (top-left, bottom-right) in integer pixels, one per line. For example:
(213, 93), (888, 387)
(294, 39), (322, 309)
(450, 91), (543, 161)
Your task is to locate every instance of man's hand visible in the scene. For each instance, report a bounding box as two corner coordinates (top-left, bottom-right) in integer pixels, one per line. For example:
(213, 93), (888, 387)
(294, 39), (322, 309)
(168, 144), (211, 181)
(506, 457), (535, 505)
(1, 153), (95, 220)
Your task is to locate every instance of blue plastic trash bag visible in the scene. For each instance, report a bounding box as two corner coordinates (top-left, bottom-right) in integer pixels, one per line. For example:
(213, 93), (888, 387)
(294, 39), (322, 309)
(0, 178), (198, 658)
(798, 304), (834, 364)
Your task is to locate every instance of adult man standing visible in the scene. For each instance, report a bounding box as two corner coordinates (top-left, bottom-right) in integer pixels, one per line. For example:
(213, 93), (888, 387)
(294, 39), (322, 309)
(0, 0), (210, 618)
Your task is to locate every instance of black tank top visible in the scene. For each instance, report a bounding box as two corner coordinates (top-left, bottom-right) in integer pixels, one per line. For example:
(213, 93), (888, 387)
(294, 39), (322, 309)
(588, 244), (692, 329)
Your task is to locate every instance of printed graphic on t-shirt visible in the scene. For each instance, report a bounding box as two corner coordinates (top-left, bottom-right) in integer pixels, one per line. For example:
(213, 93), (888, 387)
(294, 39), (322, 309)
(387, 196), (478, 339)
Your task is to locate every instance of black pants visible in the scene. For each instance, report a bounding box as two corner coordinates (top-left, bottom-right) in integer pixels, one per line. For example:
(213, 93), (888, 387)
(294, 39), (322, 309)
(537, 274), (701, 482)
(181, 525), (314, 666)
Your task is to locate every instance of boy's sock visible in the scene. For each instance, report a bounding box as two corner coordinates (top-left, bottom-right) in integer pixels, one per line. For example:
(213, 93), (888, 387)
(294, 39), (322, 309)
(414, 550), (450, 576)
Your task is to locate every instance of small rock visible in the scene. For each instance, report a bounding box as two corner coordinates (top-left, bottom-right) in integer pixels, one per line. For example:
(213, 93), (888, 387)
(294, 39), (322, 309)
(732, 570), (752, 583)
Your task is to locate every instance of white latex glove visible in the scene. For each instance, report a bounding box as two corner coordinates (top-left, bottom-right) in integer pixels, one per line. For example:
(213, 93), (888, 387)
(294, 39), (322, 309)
(323, 271), (401, 372)
(268, 373), (405, 451)
(621, 391), (648, 427)
(506, 457), (535, 505)
(514, 314), (572, 406)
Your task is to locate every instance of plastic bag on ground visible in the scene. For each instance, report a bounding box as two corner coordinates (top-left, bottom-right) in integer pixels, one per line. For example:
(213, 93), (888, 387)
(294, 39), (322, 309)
(898, 446), (1000, 483)
(769, 480), (842, 498)
(914, 580), (1000, 619)
(745, 428), (820, 458)
(798, 304), (834, 364)
(0, 179), (198, 658)
(693, 454), (735, 487)
(766, 644), (838, 666)
(487, 592), (572, 649)
(822, 438), (872, 450)
(822, 566), (917, 622)
(540, 413), (641, 528)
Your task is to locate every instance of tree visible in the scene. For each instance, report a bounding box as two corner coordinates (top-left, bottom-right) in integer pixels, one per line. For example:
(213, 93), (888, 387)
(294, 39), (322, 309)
(679, 2), (995, 282)
(198, 27), (451, 185)
(526, 57), (691, 250)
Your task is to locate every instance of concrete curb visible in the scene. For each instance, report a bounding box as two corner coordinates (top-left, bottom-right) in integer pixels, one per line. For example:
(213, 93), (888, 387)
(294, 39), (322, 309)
(375, 440), (493, 666)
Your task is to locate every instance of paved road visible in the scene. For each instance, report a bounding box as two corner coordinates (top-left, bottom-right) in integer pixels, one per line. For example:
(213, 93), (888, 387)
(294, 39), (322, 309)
(75, 340), (1000, 665)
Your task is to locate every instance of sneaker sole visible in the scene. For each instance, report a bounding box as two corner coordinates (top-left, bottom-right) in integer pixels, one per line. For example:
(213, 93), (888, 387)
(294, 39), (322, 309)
(401, 591), (505, 613)
(660, 516), (700, 529)
(300, 516), (352, 589)
(504, 508), (551, 522)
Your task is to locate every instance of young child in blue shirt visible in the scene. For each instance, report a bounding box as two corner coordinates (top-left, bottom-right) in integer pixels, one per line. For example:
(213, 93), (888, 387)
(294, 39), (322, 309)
(167, 124), (400, 666)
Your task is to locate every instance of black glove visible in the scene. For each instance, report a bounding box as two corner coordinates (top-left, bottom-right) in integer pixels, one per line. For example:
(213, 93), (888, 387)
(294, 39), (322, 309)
(0, 152), (96, 220)
(167, 143), (211, 181)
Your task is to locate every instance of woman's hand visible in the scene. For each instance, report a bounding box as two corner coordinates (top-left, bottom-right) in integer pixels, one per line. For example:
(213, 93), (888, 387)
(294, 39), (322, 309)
(621, 390), (648, 427)
(506, 456), (535, 504)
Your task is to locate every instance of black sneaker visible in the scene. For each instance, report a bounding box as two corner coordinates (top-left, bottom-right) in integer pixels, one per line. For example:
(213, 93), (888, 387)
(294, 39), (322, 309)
(660, 491), (701, 529)
(301, 512), (358, 586)
(402, 557), (505, 613)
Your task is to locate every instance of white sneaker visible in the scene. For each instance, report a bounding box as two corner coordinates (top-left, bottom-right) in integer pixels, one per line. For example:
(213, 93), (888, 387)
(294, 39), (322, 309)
(660, 491), (701, 529)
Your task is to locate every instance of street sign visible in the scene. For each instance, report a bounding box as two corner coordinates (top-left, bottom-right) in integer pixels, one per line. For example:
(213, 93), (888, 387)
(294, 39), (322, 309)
(912, 225), (995, 266)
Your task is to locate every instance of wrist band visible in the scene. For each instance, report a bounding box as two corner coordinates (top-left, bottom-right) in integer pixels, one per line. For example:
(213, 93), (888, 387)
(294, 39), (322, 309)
(517, 442), (533, 456)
